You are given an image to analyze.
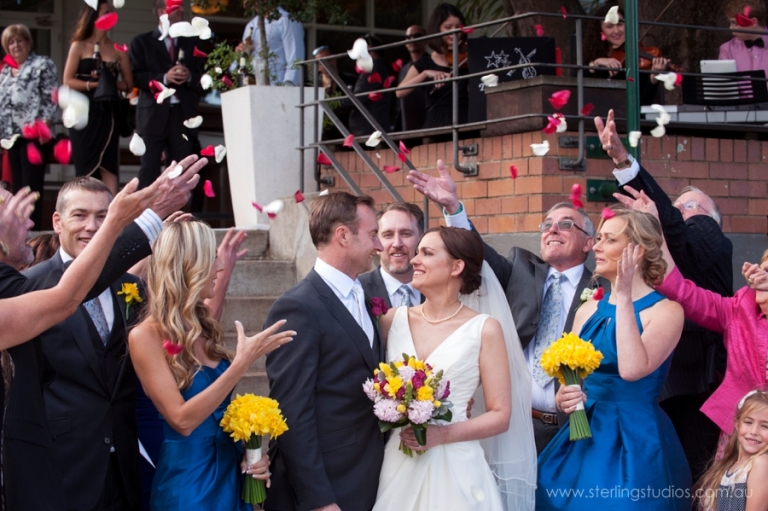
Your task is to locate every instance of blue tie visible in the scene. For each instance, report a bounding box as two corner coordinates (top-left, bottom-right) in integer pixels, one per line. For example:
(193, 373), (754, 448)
(532, 272), (564, 388)
(84, 298), (110, 346)
(397, 285), (413, 307)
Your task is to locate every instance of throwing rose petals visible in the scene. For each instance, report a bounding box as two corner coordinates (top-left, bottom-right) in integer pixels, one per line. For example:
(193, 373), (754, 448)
(368, 92), (383, 102)
(554, 113), (567, 133)
(628, 130), (641, 147)
(530, 140), (550, 156)
(317, 152), (332, 167)
(27, 144), (43, 165)
(601, 207), (616, 220)
(480, 74), (499, 88)
(214, 144), (226, 163)
(543, 117), (559, 134)
(365, 131), (382, 147)
(509, 164), (518, 179)
(382, 165), (400, 173)
(580, 103), (595, 117)
(569, 183), (584, 209)
(193, 47), (208, 58)
(399, 140), (410, 155)
(114, 43), (128, 52)
(548, 90), (570, 110)
(183, 116), (203, 129)
(383, 76), (396, 88)
(203, 180), (215, 198)
(251, 202), (263, 212)
(535, 25), (545, 37)
(343, 134), (355, 147)
(655, 72), (680, 91)
(460, 25), (474, 34)
(163, 340), (183, 355)
(200, 145), (215, 157)
(2, 55), (18, 69)
(560, 5), (568, 18)
(294, 190), (305, 203)
(347, 38), (374, 73)
(392, 59), (403, 73)
(200, 74), (213, 90)
(398, 152), (407, 163)
(0, 134), (20, 150)
(113, 0), (124, 7)
(167, 165), (184, 179)
(604, 5), (620, 24)
(263, 199), (284, 219)
(367, 73), (382, 84)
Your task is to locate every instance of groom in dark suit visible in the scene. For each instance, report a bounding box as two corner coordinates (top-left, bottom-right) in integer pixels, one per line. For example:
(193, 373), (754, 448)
(264, 193), (386, 511)
(409, 161), (606, 454)
(129, 0), (203, 189)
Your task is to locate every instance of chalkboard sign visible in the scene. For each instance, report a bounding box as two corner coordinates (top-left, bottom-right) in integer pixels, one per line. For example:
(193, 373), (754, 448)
(468, 37), (557, 123)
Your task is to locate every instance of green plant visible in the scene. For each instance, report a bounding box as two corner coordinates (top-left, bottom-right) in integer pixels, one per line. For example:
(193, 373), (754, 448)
(203, 42), (255, 91)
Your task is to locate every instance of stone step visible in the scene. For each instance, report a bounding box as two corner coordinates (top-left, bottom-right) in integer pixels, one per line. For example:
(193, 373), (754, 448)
(224, 260), (296, 297)
(213, 228), (269, 260)
(220, 296), (278, 333)
(233, 371), (269, 397)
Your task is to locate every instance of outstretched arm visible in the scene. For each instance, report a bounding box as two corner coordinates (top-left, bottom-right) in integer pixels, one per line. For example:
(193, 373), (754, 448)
(205, 228), (248, 321)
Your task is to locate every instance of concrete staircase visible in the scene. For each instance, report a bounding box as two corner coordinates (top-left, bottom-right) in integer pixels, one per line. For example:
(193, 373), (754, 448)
(214, 228), (298, 398)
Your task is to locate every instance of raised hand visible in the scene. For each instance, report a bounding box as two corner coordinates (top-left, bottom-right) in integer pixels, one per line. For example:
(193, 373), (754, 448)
(233, 319), (294, 366)
(594, 109), (628, 163)
(150, 154), (206, 219)
(0, 187), (38, 259)
(406, 159), (460, 214)
(105, 178), (165, 230)
(613, 185), (659, 219)
(743, 262), (768, 292)
(615, 243), (642, 300)
(217, 228), (248, 272)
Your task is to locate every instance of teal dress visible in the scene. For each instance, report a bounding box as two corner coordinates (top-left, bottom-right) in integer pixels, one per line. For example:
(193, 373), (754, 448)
(151, 360), (249, 511)
(536, 292), (691, 510)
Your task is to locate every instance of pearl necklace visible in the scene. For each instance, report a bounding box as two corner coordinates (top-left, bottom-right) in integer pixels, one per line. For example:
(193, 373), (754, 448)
(420, 302), (464, 324)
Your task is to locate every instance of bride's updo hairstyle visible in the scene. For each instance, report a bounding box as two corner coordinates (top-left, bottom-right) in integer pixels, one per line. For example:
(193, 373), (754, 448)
(596, 205), (667, 287)
(145, 221), (230, 390)
(423, 226), (483, 295)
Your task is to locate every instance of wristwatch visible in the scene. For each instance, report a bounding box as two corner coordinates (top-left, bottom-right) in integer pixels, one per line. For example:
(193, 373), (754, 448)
(614, 153), (635, 170)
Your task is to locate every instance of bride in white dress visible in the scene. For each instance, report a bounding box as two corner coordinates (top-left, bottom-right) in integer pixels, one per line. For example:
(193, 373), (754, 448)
(373, 227), (536, 511)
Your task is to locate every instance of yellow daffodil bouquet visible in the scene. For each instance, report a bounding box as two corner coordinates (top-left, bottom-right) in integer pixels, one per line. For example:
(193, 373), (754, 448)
(540, 332), (603, 441)
(363, 353), (452, 457)
(220, 394), (288, 504)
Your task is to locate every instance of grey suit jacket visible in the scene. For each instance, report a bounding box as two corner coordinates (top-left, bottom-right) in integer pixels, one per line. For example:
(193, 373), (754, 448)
(359, 267), (425, 308)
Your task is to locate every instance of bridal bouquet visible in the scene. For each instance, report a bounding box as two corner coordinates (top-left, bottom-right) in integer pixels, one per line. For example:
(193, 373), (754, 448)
(220, 394), (288, 504)
(540, 332), (603, 441)
(363, 354), (452, 457)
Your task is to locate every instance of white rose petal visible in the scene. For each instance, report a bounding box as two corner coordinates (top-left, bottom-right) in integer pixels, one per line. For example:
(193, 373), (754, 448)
(650, 125), (666, 138)
(113, 0), (124, 8)
(169, 22), (196, 38)
(480, 74), (499, 88)
(628, 130), (642, 147)
(167, 164), (184, 179)
(0, 134), (20, 150)
(319, 189), (330, 196)
(182, 133), (188, 141)
(650, 104), (671, 125)
(554, 114), (567, 133)
(158, 14), (170, 40)
(656, 72), (678, 91)
(605, 5), (620, 24)
(530, 140), (550, 156)
(156, 87), (176, 104)
(347, 38), (370, 60)
(214, 144), (226, 163)
(214, 66), (222, 74)
(365, 130), (382, 147)
(356, 56), (374, 73)
(60, 86), (89, 130)
(129, 133), (146, 156)
(183, 116), (203, 129)
(263, 199), (284, 216)
(200, 74), (213, 90)
(198, 27), (212, 40)
(190, 17), (209, 31)
(84, 0), (98, 9)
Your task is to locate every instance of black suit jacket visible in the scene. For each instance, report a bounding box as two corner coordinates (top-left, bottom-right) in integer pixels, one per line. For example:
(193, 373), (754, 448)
(0, 223), (151, 511)
(129, 29), (203, 136)
(359, 267), (425, 308)
(264, 270), (385, 511)
(22, 254), (145, 510)
(621, 165), (733, 399)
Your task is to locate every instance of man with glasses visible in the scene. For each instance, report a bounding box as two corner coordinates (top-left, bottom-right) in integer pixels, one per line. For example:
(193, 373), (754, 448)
(397, 25), (429, 130)
(408, 160), (604, 453)
(596, 110), (732, 483)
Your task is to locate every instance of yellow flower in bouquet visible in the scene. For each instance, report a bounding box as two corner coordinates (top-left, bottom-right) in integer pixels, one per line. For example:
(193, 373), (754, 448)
(540, 332), (603, 441)
(220, 394), (288, 504)
(117, 282), (142, 319)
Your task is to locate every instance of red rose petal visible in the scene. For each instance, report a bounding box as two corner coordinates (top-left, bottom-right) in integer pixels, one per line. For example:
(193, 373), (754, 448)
(571, 198), (584, 209)
(535, 24), (544, 37)
(744, 6), (752, 17)
(53, 139), (72, 164)
(580, 103), (595, 117)
(627, 76), (635, 82)
(593, 287), (605, 300)
(601, 207), (616, 220)
(571, 183), (582, 196)
(382, 165), (400, 173)
(267, 212), (277, 219)
(392, 59), (403, 73)
(21, 123), (39, 140)
(675, 74), (683, 86)
(460, 25), (474, 34)
(355, 64), (363, 74)
(397, 152), (407, 163)
(736, 12), (756, 27)
(317, 152), (332, 167)
(166, 0), (182, 14)
(114, 43), (128, 52)
(251, 201), (263, 212)
(27, 144), (43, 165)
(35, 120), (51, 144)
(542, 118), (558, 134)
(367, 72), (382, 84)
(343, 134), (355, 147)
(193, 47), (208, 58)
(368, 92), (382, 102)
(163, 340), (183, 355)
(51, 87), (59, 105)
(203, 179), (215, 198)
(601, 33), (607, 41)
(221, 75), (233, 88)
(94, 12), (118, 31)
(149, 80), (163, 94)
(509, 164), (518, 179)
(383, 75), (395, 88)
(548, 89), (570, 110)
(294, 190), (305, 203)
(2, 55), (18, 69)
(399, 140), (410, 155)
(560, 5), (568, 18)
(200, 145), (215, 156)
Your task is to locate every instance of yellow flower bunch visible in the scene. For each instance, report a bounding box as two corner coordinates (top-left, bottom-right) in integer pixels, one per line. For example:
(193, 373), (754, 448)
(540, 332), (603, 385)
(117, 282), (143, 319)
(220, 394), (288, 443)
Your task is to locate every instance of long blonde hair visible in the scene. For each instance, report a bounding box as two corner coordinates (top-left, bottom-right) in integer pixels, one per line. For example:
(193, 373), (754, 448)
(695, 390), (768, 511)
(145, 222), (230, 390)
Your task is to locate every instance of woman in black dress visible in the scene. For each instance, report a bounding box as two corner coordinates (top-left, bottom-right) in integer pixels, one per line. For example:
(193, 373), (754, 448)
(396, 3), (469, 130)
(63, 0), (133, 195)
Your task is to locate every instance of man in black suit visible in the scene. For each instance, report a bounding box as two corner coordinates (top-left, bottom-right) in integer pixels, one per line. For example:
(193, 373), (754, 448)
(360, 202), (424, 308)
(596, 111), (732, 481)
(409, 161), (604, 454)
(129, 0), (203, 189)
(264, 193), (385, 511)
(0, 158), (203, 511)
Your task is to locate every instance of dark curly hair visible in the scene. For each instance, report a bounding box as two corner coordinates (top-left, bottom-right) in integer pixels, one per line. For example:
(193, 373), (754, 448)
(422, 226), (483, 295)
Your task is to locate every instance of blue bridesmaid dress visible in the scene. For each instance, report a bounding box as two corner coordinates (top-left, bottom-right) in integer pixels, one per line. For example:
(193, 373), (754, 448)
(151, 360), (250, 511)
(536, 292), (691, 510)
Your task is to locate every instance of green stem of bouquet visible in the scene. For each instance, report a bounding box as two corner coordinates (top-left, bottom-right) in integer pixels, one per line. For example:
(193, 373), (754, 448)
(562, 367), (592, 441)
(242, 435), (267, 504)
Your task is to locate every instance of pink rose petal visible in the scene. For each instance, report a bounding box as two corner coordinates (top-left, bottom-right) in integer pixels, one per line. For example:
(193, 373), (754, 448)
(251, 201), (263, 212)
(114, 43), (128, 52)
(397, 152), (407, 163)
(2, 55), (18, 69)
(460, 25), (474, 34)
(51, 87), (59, 105)
(267, 212), (277, 219)
(343, 134), (355, 147)
(548, 89), (570, 110)
(392, 59), (403, 73)
(193, 47), (208, 58)
(509, 164), (518, 179)
(399, 140), (410, 154)
(94, 12), (118, 31)
(221, 75), (233, 88)
(736, 12), (756, 27)
(601, 33), (607, 41)
(383, 165), (400, 173)
(21, 123), (39, 140)
(294, 190), (305, 203)
(627, 76), (635, 82)
(383, 75), (395, 88)
(367, 72), (382, 84)
(675, 74), (683, 86)
(571, 183), (582, 196)
(571, 198), (584, 208)
(163, 340), (183, 355)
(27, 144), (43, 165)
(149, 80), (163, 94)
(543, 117), (558, 134)
(535, 24), (544, 37)
(601, 207), (616, 220)
(317, 153), (332, 167)
(560, 5), (568, 18)
(53, 139), (72, 164)
(35, 120), (51, 144)
(203, 179), (215, 198)
(368, 92), (383, 102)
(200, 145), (215, 157)
(580, 103), (595, 117)
(593, 287), (605, 300)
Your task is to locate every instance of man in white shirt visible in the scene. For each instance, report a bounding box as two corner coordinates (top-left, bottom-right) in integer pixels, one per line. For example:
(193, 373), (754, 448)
(238, 6), (305, 85)
(360, 202), (424, 308)
(408, 160), (604, 453)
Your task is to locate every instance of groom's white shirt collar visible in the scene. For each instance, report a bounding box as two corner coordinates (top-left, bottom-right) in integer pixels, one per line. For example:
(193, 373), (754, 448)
(314, 257), (357, 298)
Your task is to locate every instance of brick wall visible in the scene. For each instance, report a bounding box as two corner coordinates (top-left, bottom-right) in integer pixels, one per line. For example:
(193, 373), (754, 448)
(323, 131), (768, 234)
